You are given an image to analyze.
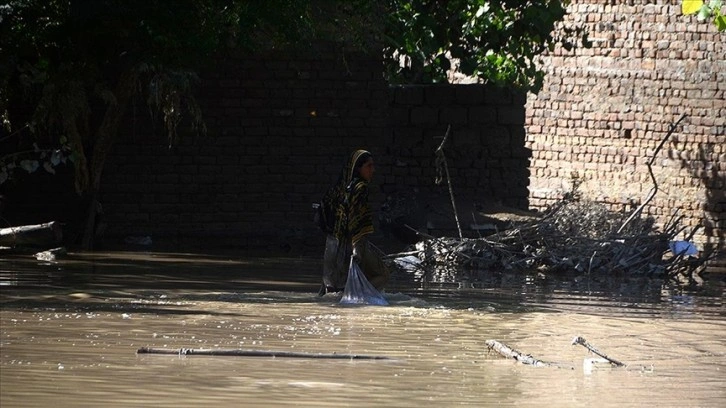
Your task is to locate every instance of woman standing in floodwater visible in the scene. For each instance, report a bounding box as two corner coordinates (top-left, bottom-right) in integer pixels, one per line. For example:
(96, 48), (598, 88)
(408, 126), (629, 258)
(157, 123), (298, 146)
(318, 150), (389, 295)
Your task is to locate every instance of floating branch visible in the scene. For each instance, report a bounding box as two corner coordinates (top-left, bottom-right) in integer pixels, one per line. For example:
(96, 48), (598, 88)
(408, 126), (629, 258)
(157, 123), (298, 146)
(571, 336), (625, 367)
(485, 339), (572, 369)
(136, 347), (390, 360)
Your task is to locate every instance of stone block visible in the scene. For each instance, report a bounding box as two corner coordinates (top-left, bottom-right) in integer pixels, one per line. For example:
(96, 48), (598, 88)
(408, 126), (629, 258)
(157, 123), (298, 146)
(440, 107), (468, 124)
(425, 86), (456, 106)
(455, 85), (485, 104)
(410, 107), (439, 125)
(484, 87), (512, 104)
(498, 107), (525, 125)
(393, 86), (424, 105)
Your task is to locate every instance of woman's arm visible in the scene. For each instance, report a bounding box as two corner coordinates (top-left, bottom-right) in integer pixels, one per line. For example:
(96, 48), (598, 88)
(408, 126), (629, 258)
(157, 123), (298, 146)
(348, 180), (374, 245)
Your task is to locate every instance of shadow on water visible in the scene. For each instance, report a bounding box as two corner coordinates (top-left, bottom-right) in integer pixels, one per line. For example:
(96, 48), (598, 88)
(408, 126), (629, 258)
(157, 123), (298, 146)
(1, 249), (723, 319)
(0, 250), (320, 290)
(0, 250), (325, 314)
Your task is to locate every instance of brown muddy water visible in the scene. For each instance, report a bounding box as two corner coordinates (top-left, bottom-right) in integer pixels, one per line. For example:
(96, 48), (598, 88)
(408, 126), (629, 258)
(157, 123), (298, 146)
(1, 250), (724, 407)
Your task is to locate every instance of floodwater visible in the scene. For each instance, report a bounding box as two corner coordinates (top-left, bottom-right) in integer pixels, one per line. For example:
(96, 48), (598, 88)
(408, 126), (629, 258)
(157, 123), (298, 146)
(1, 250), (724, 407)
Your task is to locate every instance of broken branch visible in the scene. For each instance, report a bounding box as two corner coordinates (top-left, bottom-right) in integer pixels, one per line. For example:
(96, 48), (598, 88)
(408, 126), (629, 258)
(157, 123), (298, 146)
(571, 336), (625, 367)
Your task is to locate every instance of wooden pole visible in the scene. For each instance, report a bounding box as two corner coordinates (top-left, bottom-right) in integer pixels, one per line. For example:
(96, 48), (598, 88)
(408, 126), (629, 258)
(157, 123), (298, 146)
(136, 347), (391, 360)
(435, 125), (463, 240)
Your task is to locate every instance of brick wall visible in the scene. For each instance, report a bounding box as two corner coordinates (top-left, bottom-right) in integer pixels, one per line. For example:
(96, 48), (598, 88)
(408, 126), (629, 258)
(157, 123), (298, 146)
(386, 85), (529, 209)
(98, 53), (527, 247)
(526, 0), (725, 251)
(101, 52), (388, 245)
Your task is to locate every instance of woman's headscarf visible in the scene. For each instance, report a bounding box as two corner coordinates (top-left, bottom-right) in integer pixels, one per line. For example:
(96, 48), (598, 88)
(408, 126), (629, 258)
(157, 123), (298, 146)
(322, 150), (374, 245)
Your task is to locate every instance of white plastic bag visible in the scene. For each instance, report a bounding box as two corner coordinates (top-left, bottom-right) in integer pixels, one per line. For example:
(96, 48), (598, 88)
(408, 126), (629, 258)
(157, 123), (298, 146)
(340, 257), (389, 306)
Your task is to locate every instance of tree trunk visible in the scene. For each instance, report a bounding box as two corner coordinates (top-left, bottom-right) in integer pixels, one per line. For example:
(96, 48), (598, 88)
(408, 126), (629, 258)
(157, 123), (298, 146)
(80, 68), (139, 250)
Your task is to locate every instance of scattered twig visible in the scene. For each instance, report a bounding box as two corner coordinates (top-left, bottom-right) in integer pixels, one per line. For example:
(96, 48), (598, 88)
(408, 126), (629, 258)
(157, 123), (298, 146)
(382, 250), (420, 259)
(571, 336), (625, 367)
(404, 223), (435, 239)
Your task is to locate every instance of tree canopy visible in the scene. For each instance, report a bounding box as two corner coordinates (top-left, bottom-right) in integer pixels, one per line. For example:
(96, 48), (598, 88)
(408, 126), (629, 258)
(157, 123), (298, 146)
(1, 0), (324, 246)
(1, 0), (317, 189)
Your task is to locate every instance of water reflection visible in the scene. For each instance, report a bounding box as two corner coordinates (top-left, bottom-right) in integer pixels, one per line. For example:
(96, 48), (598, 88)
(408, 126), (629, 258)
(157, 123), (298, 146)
(1, 250), (724, 407)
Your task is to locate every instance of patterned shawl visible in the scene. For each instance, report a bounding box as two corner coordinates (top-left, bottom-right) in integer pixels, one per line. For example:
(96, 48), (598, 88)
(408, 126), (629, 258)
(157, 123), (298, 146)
(322, 150), (374, 245)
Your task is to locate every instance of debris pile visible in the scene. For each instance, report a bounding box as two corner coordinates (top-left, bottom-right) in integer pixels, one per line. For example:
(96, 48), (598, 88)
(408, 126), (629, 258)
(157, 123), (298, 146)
(388, 198), (709, 285)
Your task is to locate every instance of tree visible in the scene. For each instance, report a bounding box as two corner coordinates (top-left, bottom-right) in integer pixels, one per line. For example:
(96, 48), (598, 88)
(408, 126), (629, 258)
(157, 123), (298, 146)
(0, 0), (319, 248)
(1, 0), (582, 248)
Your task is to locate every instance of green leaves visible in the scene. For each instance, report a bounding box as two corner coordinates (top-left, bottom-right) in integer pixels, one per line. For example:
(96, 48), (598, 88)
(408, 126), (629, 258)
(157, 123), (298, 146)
(698, 3), (713, 20)
(716, 14), (726, 30)
(382, 0), (589, 92)
(682, 0), (726, 30)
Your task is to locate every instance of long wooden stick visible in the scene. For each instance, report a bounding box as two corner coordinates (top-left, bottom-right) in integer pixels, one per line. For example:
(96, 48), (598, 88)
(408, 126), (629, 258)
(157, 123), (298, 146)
(435, 125), (463, 240)
(485, 340), (573, 369)
(136, 347), (390, 360)
(571, 336), (625, 367)
(617, 114), (687, 234)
